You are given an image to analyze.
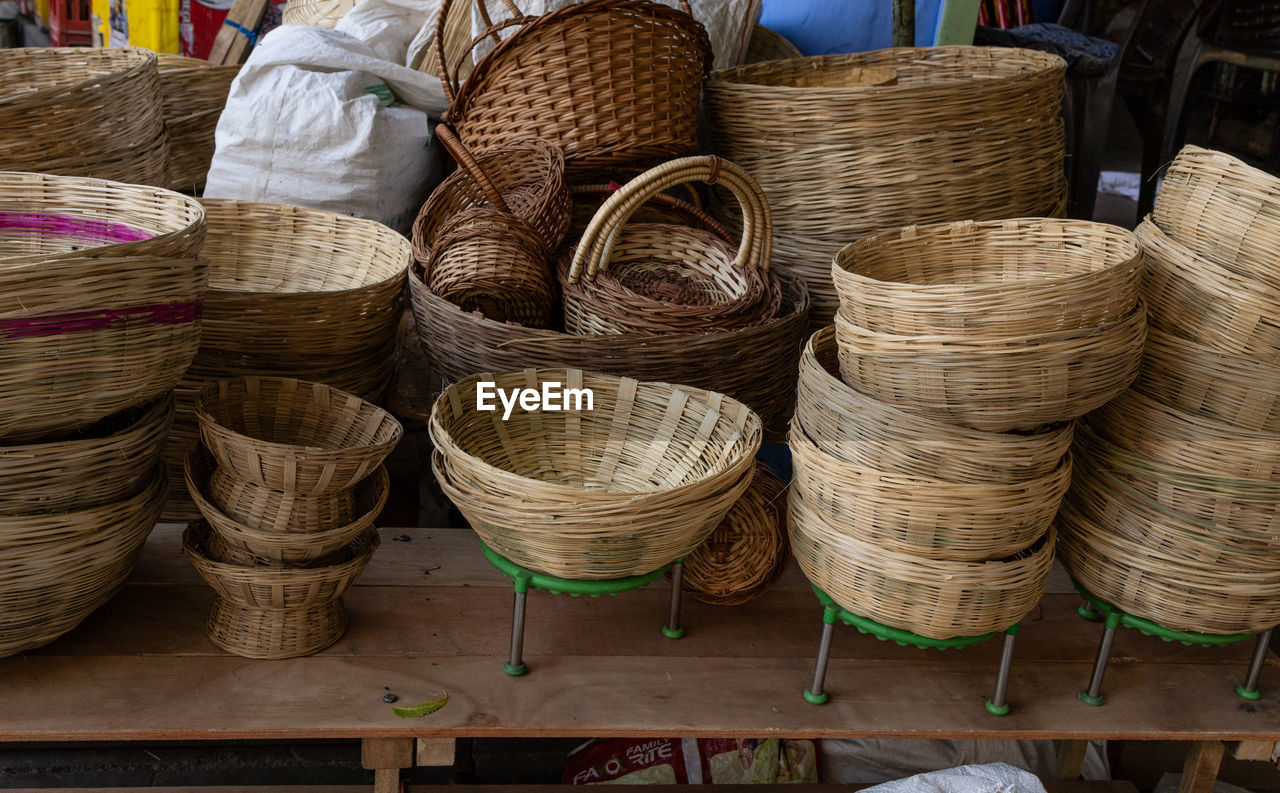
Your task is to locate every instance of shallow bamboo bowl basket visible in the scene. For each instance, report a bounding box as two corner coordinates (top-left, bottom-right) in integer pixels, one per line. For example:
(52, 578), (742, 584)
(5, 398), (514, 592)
(208, 464), (376, 533)
(196, 377), (402, 495)
(0, 395), (172, 513)
(207, 598), (349, 659)
(834, 301), (1147, 432)
(832, 218), (1142, 337)
(789, 489), (1055, 639)
(0, 468), (165, 658)
(430, 368), (762, 579)
(796, 327), (1074, 484)
(1153, 145), (1280, 292)
(790, 422), (1070, 561)
(0, 48), (169, 185)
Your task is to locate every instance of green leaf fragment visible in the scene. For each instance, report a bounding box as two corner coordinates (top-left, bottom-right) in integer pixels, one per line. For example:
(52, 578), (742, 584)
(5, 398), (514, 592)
(391, 694), (448, 719)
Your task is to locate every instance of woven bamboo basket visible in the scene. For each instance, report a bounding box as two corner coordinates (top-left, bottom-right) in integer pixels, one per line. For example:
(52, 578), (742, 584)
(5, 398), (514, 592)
(1152, 145), (1280, 292)
(834, 302), (1147, 432)
(1136, 218), (1279, 357)
(197, 377), (403, 496)
(281, 0), (355, 25)
(789, 490), (1055, 639)
(430, 368), (761, 579)
(0, 395), (172, 514)
(790, 421), (1070, 561)
(0, 48), (168, 186)
(832, 218), (1142, 337)
(796, 327), (1073, 484)
(436, 0), (712, 172)
(567, 181), (730, 243)
(208, 465), (371, 533)
(706, 47), (1068, 325)
(156, 56), (239, 193)
(1087, 389), (1280, 482)
(1136, 326), (1280, 433)
(207, 598), (348, 659)
(681, 460), (789, 606)
(0, 468), (165, 658)
(410, 268), (809, 432)
(1057, 497), (1280, 635)
(561, 156), (782, 335)
(744, 24), (802, 63)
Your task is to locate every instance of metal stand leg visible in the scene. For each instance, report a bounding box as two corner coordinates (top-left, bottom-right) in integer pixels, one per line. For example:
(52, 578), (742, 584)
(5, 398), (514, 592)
(1078, 600), (1100, 622)
(804, 611), (837, 705)
(1237, 628), (1273, 701)
(662, 561), (685, 639)
(986, 626), (1018, 716)
(504, 577), (529, 676)
(1079, 613), (1120, 706)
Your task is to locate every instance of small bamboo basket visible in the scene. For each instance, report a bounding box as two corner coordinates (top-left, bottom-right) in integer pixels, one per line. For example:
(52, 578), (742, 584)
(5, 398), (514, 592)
(208, 465), (368, 533)
(789, 489), (1055, 639)
(156, 55), (239, 193)
(681, 461), (789, 606)
(796, 327), (1074, 484)
(561, 156), (782, 335)
(430, 368), (761, 579)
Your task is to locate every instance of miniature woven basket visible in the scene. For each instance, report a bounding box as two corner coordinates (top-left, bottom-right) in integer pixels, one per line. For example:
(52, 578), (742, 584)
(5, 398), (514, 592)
(196, 377), (403, 495)
(832, 218), (1142, 337)
(789, 489), (1055, 639)
(430, 368), (762, 579)
(156, 56), (239, 192)
(790, 422), (1070, 561)
(561, 156), (782, 335)
(0, 48), (169, 185)
(436, 0), (712, 172)
(681, 461), (789, 606)
(796, 327), (1073, 484)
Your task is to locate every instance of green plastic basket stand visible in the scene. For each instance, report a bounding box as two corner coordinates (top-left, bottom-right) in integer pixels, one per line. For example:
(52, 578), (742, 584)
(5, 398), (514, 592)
(480, 543), (686, 676)
(802, 586), (1020, 716)
(1072, 580), (1271, 706)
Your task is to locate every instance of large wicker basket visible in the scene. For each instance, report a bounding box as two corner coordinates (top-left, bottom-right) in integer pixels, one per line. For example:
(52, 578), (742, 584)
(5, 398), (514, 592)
(436, 0), (713, 172)
(430, 368), (761, 579)
(706, 47), (1067, 325)
(157, 56), (239, 193)
(0, 48), (168, 186)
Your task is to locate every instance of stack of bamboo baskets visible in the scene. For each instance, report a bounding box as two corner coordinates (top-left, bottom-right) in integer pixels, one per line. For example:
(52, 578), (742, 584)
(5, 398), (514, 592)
(790, 218), (1146, 639)
(184, 376), (402, 658)
(1059, 146), (1280, 635)
(0, 172), (207, 657)
(156, 56), (239, 193)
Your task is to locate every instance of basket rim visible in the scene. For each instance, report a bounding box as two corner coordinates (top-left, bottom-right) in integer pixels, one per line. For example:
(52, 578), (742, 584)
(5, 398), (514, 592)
(0, 47), (157, 107)
(0, 463), (166, 539)
(0, 394), (172, 456)
(182, 520), (381, 585)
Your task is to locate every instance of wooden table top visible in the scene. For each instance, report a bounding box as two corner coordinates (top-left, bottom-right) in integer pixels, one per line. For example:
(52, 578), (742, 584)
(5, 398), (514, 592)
(1, 525), (1277, 742)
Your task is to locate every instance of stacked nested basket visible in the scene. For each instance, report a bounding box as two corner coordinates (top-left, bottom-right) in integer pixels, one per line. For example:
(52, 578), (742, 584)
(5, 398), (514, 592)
(1059, 146), (1280, 635)
(790, 218), (1146, 640)
(156, 56), (239, 193)
(705, 46), (1068, 326)
(185, 376), (402, 658)
(0, 171), (207, 657)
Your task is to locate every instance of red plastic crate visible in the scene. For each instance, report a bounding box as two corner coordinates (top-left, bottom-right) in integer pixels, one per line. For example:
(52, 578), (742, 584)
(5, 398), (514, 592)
(50, 0), (92, 47)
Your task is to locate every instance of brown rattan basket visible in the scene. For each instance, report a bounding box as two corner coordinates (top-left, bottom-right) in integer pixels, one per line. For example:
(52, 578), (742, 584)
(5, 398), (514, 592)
(157, 55), (239, 193)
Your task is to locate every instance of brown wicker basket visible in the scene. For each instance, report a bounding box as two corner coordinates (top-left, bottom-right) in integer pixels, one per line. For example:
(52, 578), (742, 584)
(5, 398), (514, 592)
(207, 598), (348, 659)
(567, 181), (730, 243)
(744, 24), (802, 64)
(0, 48), (169, 186)
(430, 368), (761, 579)
(0, 395), (172, 514)
(156, 55), (239, 193)
(796, 327), (1073, 484)
(209, 465), (365, 533)
(0, 467), (165, 658)
(436, 0), (712, 172)
(681, 460), (789, 606)
(789, 489), (1055, 639)
(197, 376), (403, 495)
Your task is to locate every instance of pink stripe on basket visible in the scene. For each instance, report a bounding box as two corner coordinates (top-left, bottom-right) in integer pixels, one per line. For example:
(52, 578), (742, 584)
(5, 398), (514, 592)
(0, 301), (203, 339)
(0, 212), (154, 244)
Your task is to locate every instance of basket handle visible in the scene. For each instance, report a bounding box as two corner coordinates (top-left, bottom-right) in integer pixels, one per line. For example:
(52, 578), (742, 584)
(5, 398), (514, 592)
(434, 123), (513, 214)
(567, 155), (772, 284)
(570, 184), (730, 240)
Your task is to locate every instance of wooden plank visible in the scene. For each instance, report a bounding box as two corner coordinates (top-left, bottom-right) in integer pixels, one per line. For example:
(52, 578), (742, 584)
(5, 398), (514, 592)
(1056, 739), (1089, 778)
(416, 737), (455, 767)
(1179, 741), (1226, 793)
(1231, 739), (1277, 760)
(361, 736), (414, 769)
(205, 0), (269, 65)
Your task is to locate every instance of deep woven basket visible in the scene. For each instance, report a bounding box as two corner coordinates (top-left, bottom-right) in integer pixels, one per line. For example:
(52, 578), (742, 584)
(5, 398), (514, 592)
(832, 218), (1142, 337)
(706, 46), (1067, 325)
(796, 327), (1073, 484)
(1152, 145), (1280, 292)
(744, 24), (802, 64)
(1136, 218), (1279, 357)
(0, 48), (169, 185)
(0, 395), (172, 514)
(436, 0), (712, 172)
(789, 489), (1055, 639)
(681, 460), (789, 606)
(0, 467), (165, 658)
(561, 156), (781, 335)
(157, 55), (239, 193)
(430, 368), (761, 579)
